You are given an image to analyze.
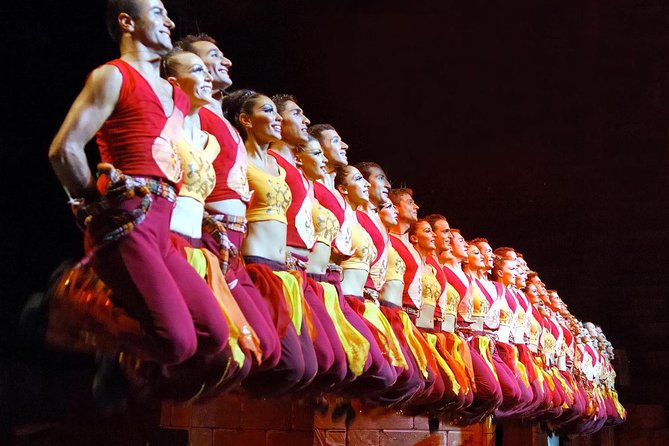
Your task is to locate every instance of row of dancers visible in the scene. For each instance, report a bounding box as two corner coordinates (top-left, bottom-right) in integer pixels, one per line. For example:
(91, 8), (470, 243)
(46, 0), (625, 434)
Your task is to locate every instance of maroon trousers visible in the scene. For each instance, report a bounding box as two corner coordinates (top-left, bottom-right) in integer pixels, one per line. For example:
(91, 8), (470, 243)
(91, 195), (229, 365)
(241, 257), (317, 395)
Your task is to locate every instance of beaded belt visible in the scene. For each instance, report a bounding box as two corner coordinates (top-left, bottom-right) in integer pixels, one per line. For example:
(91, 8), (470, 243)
(325, 263), (343, 280)
(77, 166), (176, 244)
(363, 287), (381, 307)
(402, 306), (420, 317)
(286, 252), (308, 271)
(211, 213), (247, 234)
(202, 213), (236, 274)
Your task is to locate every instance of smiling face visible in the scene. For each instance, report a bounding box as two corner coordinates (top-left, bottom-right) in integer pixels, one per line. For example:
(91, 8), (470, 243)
(378, 200), (399, 228)
(476, 241), (494, 270)
(528, 274), (548, 302)
(432, 219), (452, 254)
(319, 129), (349, 167)
(166, 52), (213, 108)
(466, 244), (486, 270)
(450, 231), (468, 261)
(395, 192), (419, 223)
(411, 220), (436, 254)
(131, 0), (175, 55)
(365, 166), (391, 207)
(240, 96), (283, 144)
(297, 139), (327, 181)
(279, 100), (310, 146)
(548, 290), (562, 310)
(524, 283), (540, 304)
(498, 259), (517, 287)
(337, 166), (370, 207)
(188, 39), (232, 91)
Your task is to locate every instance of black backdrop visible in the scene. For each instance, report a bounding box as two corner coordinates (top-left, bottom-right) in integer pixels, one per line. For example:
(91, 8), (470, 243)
(3, 0), (669, 415)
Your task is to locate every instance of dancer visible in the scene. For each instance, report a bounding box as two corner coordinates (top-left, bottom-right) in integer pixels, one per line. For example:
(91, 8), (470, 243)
(387, 188), (424, 323)
(487, 248), (531, 417)
(159, 48), (263, 400)
(221, 89), (316, 395)
(336, 165), (400, 396)
(268, 95), (345, 387)
(48, 0), (229, 403)
(306, 128), (396, 395)
(425, 215), (474, 417)
(441, 229), (503, 423)
(408, 220), (464, 413)
(308, 124), (353, 259)
(176, 33), (282, 372)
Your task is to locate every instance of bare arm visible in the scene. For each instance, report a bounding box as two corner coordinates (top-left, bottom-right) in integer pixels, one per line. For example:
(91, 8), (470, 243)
(48, 64), (122, 201)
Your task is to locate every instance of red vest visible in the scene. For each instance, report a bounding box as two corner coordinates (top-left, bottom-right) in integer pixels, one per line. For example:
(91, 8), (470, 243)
(96, 59), (188, 190)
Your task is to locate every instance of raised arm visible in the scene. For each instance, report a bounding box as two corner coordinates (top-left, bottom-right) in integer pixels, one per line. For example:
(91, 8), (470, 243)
(48, 64), (122, 201)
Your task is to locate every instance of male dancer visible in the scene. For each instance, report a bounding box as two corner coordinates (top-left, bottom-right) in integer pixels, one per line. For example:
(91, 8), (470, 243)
(177, 33), (283, 371)
(388, 188), (425, 324)
(49, 0), (229, 401)
(425, 215), (455, 332)
(308, 124), (353, 258)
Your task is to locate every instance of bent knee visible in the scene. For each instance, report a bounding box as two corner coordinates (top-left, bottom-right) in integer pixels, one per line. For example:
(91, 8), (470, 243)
(159, 331), (198, 364)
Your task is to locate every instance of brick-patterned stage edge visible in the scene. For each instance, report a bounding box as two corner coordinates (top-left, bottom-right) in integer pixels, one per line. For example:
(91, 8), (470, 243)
(160, 393), (496, 446)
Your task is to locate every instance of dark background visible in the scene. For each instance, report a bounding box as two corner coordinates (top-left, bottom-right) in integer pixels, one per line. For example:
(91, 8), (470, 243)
(2, 0), (669, 439)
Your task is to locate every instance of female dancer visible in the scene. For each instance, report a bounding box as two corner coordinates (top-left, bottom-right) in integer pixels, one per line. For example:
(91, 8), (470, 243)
(335, 165), (401, 398)
(441, 230), (503, 423)
(221, 89), (316, 395)
(268, 97), (346, 388)
(301, 141), (397, 396)
(408, 220), (465, 414)
(157, 49), (264, 400)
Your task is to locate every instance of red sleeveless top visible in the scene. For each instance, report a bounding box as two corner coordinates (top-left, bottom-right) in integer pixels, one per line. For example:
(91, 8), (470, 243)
(313, 182), (354, 256)
(95, 59), (188, 189)
(270, 151), (317, 249)
(200, 107), (250, 203)
(390, 234), (423, 310)
(426, 254), (448, 319)
(357, 210), (388, 291)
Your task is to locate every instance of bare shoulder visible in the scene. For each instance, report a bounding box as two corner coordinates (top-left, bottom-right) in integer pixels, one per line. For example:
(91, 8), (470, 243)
(84, 64), (123, 104)
(267, 153), (282, 175)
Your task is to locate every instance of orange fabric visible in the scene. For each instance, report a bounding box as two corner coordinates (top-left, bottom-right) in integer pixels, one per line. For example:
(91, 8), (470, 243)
(201, 248), (262, 364)
(434, 332), (471, 395)
(245, 263), (292, 336)
(444, 332), (476, 386)
(287, 270), (318, 341)
(424, 332), (461, 395)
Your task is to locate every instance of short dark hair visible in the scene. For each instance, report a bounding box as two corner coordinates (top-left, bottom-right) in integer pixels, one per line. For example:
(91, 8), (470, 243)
(388, 187), (413, 206)
(493, 247), (515, 260)
(176, 33), (219, 53)
(271, 94), (298, 115)
(470, 237), (489, 246)
(425, 213), (448, 231)
(106, 0), (141, 43)
(355, 162), (384, 182)
(308, 123), (336, 144)
(527, 271), (540, 282)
